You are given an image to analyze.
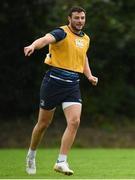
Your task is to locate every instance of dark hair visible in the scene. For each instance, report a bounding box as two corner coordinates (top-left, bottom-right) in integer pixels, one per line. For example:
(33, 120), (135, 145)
(68, 6), (86, 17)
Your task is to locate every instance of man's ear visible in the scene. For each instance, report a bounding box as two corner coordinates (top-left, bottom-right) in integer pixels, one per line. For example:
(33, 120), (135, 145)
(68, 16), (71, 23)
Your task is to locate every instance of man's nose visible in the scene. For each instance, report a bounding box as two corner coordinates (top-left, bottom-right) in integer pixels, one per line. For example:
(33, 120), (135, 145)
(78, 18), (82, 22)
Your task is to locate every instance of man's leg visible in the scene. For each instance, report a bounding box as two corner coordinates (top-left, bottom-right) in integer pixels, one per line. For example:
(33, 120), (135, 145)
(26, 108), (55, 175)
(54, 104), (82, 175)
(60, 104), (81, 154)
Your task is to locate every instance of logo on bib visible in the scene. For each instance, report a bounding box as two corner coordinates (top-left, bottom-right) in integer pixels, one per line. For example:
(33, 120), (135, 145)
(75, 39), (84, 48)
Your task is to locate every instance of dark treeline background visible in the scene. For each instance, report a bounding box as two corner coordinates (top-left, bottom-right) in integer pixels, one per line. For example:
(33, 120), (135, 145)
(0, 0), (135, 128)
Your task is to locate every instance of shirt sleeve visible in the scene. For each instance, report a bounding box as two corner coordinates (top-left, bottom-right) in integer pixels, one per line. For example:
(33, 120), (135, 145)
(49, 28), (67, 42)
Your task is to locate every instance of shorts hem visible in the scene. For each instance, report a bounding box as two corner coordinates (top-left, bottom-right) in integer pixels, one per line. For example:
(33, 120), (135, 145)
(40, 106), (56, 111)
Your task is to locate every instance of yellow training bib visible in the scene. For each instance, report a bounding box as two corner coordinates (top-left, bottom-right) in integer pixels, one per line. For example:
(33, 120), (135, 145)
(44, 25), (90, 73)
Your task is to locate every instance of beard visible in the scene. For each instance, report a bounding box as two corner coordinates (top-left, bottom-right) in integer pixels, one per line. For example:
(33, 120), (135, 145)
(71, 21), (84, 32)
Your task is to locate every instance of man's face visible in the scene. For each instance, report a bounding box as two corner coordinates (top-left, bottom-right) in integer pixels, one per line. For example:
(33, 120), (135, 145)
(68, 11), (86, 31)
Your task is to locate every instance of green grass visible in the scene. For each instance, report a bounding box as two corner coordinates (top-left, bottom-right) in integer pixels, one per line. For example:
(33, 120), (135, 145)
(1, 148), (135, 179)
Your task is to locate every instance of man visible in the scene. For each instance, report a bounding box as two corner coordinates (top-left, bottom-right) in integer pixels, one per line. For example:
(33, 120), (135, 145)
(24, 6), (98, 176)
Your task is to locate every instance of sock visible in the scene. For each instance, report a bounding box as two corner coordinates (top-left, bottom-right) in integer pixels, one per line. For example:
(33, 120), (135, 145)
(27, 148), (36, 159)
(57, 154), (67, 162)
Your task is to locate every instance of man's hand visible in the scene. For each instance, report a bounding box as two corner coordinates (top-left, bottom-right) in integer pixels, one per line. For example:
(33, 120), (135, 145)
(88, 75), (98, 86)
(24, 44), (35, 56)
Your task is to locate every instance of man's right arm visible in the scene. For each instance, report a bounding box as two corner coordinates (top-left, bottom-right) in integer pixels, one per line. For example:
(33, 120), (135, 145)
(24, 33), (56, 56)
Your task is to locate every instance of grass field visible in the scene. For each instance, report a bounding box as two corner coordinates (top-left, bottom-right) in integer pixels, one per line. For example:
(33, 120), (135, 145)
(1, 148), (135, 179)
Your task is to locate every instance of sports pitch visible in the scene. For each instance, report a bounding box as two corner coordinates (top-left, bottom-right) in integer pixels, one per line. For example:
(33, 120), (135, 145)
(0, 148), (135, 179)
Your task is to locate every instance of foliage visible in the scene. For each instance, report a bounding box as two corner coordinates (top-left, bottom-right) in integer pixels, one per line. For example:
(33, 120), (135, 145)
(0, 0), (135, 121)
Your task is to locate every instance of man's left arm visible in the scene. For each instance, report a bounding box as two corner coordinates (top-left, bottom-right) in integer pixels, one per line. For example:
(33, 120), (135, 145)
(83, 56), (98, 86)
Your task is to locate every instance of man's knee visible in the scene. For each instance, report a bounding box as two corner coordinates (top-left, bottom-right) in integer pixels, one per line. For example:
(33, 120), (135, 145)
(68, 117), (80, 129)
(36, 109), (55, 131)
(36, 118), (51, 131)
